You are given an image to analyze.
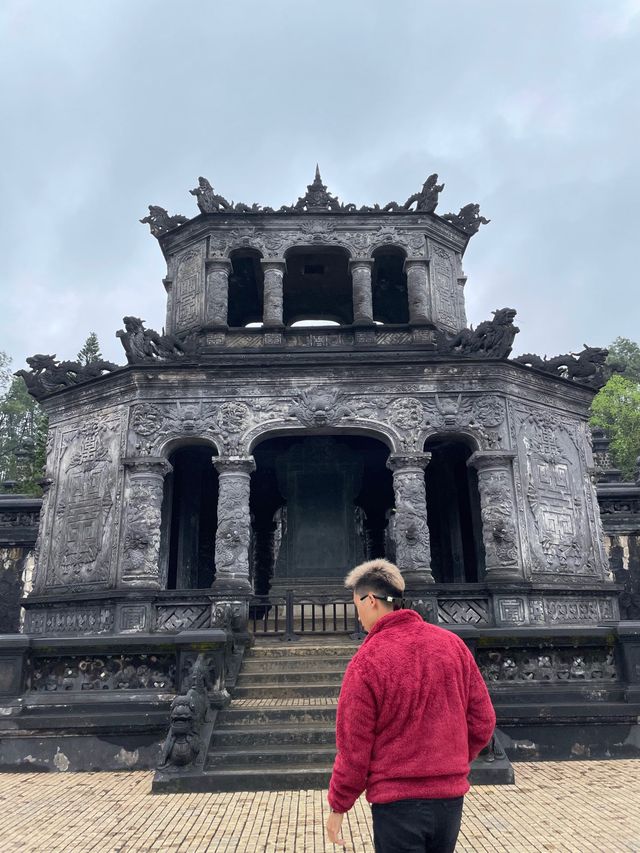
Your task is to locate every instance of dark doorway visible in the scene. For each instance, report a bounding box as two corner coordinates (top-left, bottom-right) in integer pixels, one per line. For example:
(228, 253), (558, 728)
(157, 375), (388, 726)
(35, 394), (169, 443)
(424, 437), (484, 583)
(251, 434), (393, 592)
(372, 246), (409, 324)
(162, 444), (218, 589)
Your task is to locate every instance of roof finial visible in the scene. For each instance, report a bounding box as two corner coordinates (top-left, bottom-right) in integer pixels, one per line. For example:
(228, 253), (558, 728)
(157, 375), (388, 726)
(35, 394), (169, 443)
(314, 163), (322, 183)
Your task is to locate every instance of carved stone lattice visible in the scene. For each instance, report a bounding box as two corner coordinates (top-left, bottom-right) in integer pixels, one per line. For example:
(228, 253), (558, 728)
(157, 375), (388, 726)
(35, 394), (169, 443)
(155, 605), (211, 632)
(477, 647), (617, 683)
(29, 653), (176, 691)
(438, 599), (490, 625)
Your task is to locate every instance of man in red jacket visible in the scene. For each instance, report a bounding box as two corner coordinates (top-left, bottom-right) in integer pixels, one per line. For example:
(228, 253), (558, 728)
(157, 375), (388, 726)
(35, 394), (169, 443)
(326, 559), (496, 852)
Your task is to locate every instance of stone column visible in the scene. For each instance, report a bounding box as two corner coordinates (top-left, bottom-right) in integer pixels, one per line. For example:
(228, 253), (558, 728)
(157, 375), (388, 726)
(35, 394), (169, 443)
(467, 451), (523, 580)
(261, 260), (286, 327)
(349, 259), (374, 325)
(121, 457), (173, 588)
(212, 456), (256, 593)
(205, 259), (231, 327)
(404, 259), (432, 324)
(386, 453), (434, 587)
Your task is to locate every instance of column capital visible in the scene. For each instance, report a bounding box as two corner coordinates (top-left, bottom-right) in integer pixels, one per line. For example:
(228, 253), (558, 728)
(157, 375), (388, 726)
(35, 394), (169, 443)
(387, 452), (432, 473)
(467, 450), (516, 471)
(403, 257), (430, 272)
(205, 257), (232, 271)
(349, 258), (374, 271)
(123, 456), (173, 477)
(213, 456), (256, 475)
(260, 258), (287, 272)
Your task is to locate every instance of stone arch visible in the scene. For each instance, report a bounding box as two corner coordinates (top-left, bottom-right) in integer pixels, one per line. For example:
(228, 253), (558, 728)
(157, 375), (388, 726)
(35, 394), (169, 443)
(249, 429), (396, 593)
(244, 419), (401, 456)
(157, 434), (220, 459)
(418, 426), (483, 453)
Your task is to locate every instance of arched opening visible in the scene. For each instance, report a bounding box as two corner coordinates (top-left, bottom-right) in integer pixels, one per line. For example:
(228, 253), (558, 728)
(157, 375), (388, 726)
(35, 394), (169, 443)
(161, 443), (219, 589)
(372, 246), (409, 325)
(283, 246), (353, 326)
(228, 249), (264, 327)
(250, 434), (393, 593)
(423, 436), (484, 583)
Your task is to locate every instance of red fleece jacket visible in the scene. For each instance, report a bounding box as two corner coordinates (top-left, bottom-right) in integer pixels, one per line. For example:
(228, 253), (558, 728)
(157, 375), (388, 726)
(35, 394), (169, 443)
(328, 609), (496, 812)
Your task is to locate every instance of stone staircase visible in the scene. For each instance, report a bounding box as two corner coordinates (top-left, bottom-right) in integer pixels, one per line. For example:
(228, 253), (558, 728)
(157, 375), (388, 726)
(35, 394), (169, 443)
(153, 636), (514, 791)
(202, 640), (355, 791)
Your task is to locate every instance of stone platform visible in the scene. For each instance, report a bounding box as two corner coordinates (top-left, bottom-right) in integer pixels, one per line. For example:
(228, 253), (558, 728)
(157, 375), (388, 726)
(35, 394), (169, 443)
(0, 760), (638, 851)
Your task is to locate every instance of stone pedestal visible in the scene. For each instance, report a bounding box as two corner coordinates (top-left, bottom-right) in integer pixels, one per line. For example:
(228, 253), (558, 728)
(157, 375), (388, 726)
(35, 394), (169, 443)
(261, 260), (286, 328)
(349, 259), (374, 325)
(211, 457), (256, 593)
(404, 259), (431, 325)
(205, 259), (231, 327)
(121, 457), (173, 588)
(467, 451), (523, 581)
(387, 453), (434, 588)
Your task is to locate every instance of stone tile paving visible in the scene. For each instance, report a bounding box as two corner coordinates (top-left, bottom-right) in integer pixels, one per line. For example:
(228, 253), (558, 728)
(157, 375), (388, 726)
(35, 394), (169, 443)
(0, 760), (638, 852)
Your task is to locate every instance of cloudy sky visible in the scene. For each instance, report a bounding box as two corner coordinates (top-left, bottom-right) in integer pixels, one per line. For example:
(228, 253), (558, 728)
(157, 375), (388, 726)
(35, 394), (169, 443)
(1, 0), (639, 370)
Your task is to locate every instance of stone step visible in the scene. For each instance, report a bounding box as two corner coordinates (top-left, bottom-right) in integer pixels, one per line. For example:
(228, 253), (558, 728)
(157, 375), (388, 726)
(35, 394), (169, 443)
(232, 682), (342, 699)
(153, 765), (334, 793)
(235, 669), (347, 686)
(242, 656), (353, 673)
(211, 723), (336, 748)
(217, 704), (338, 727)
(206, 744), (336, 769)
(246, 644), (359, 659)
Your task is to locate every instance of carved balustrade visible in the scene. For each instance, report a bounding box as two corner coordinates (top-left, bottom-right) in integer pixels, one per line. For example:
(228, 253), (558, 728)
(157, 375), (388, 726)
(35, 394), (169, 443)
(386, 452), (434, 587)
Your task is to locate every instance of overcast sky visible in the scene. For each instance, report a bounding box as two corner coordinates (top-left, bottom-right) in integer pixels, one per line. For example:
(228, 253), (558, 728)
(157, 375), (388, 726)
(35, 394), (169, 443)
(1, 0), (639, 371)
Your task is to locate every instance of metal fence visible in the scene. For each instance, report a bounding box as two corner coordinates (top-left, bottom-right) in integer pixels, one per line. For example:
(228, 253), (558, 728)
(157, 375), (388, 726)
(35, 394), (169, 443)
(249, 590), (365, 641)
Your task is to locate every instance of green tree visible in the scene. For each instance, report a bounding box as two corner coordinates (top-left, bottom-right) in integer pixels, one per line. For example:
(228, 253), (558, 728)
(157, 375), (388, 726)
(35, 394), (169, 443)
(77, 332), (102, 366)
(0, 355), (48, 495)
(606, 337), (640, 383)
(591, 373), (640, 481)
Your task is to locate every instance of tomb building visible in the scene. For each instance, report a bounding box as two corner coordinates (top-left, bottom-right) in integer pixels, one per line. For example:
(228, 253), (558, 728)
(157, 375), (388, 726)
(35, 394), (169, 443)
(2, 168), (638, 777)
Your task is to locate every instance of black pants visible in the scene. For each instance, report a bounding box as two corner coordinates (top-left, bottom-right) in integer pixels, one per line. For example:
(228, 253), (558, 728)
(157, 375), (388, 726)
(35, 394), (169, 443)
(371, 796), (464, 853)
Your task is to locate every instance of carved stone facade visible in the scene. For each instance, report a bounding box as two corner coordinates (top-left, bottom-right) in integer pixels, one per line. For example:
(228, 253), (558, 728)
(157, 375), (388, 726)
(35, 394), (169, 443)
(14, 170), (619, 633)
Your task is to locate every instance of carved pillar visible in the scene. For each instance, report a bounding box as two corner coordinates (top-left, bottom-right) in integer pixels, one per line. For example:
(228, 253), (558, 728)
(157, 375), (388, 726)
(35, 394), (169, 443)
(121, 457), (173, 588)
(386, 453), (434, 587)
(349, 259), (374, 325)
(404, 259), (432, 324)
(205, 259), (231, 327)
(261, 260), (286, 327)
(467, 451), (523, 580)
(212, 456), (256, 593)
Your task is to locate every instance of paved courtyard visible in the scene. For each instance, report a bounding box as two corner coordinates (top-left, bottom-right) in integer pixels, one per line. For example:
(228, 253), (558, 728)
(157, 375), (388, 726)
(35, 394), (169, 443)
(0, 760), (638, 852)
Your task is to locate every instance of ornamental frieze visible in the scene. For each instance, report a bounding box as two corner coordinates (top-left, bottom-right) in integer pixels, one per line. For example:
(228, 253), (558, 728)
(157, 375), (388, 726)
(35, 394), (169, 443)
(477, 647), (617, 683)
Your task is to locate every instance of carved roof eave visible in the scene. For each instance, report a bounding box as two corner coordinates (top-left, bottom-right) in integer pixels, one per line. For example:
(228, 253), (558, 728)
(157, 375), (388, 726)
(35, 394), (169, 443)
(154, 209), (471, 258)
(33, 354), (596, 416)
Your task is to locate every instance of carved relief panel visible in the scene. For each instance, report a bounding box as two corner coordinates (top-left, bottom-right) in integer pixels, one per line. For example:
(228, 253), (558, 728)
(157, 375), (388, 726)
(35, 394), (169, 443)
(428, 242), (461, 332)
(173, 247), (204, 332)
(510, 405), (605, 579)
(41, 413), (125, 591)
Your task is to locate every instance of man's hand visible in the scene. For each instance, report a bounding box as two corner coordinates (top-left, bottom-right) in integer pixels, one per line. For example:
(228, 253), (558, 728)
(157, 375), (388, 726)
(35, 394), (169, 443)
(326, 810), (346, 847)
